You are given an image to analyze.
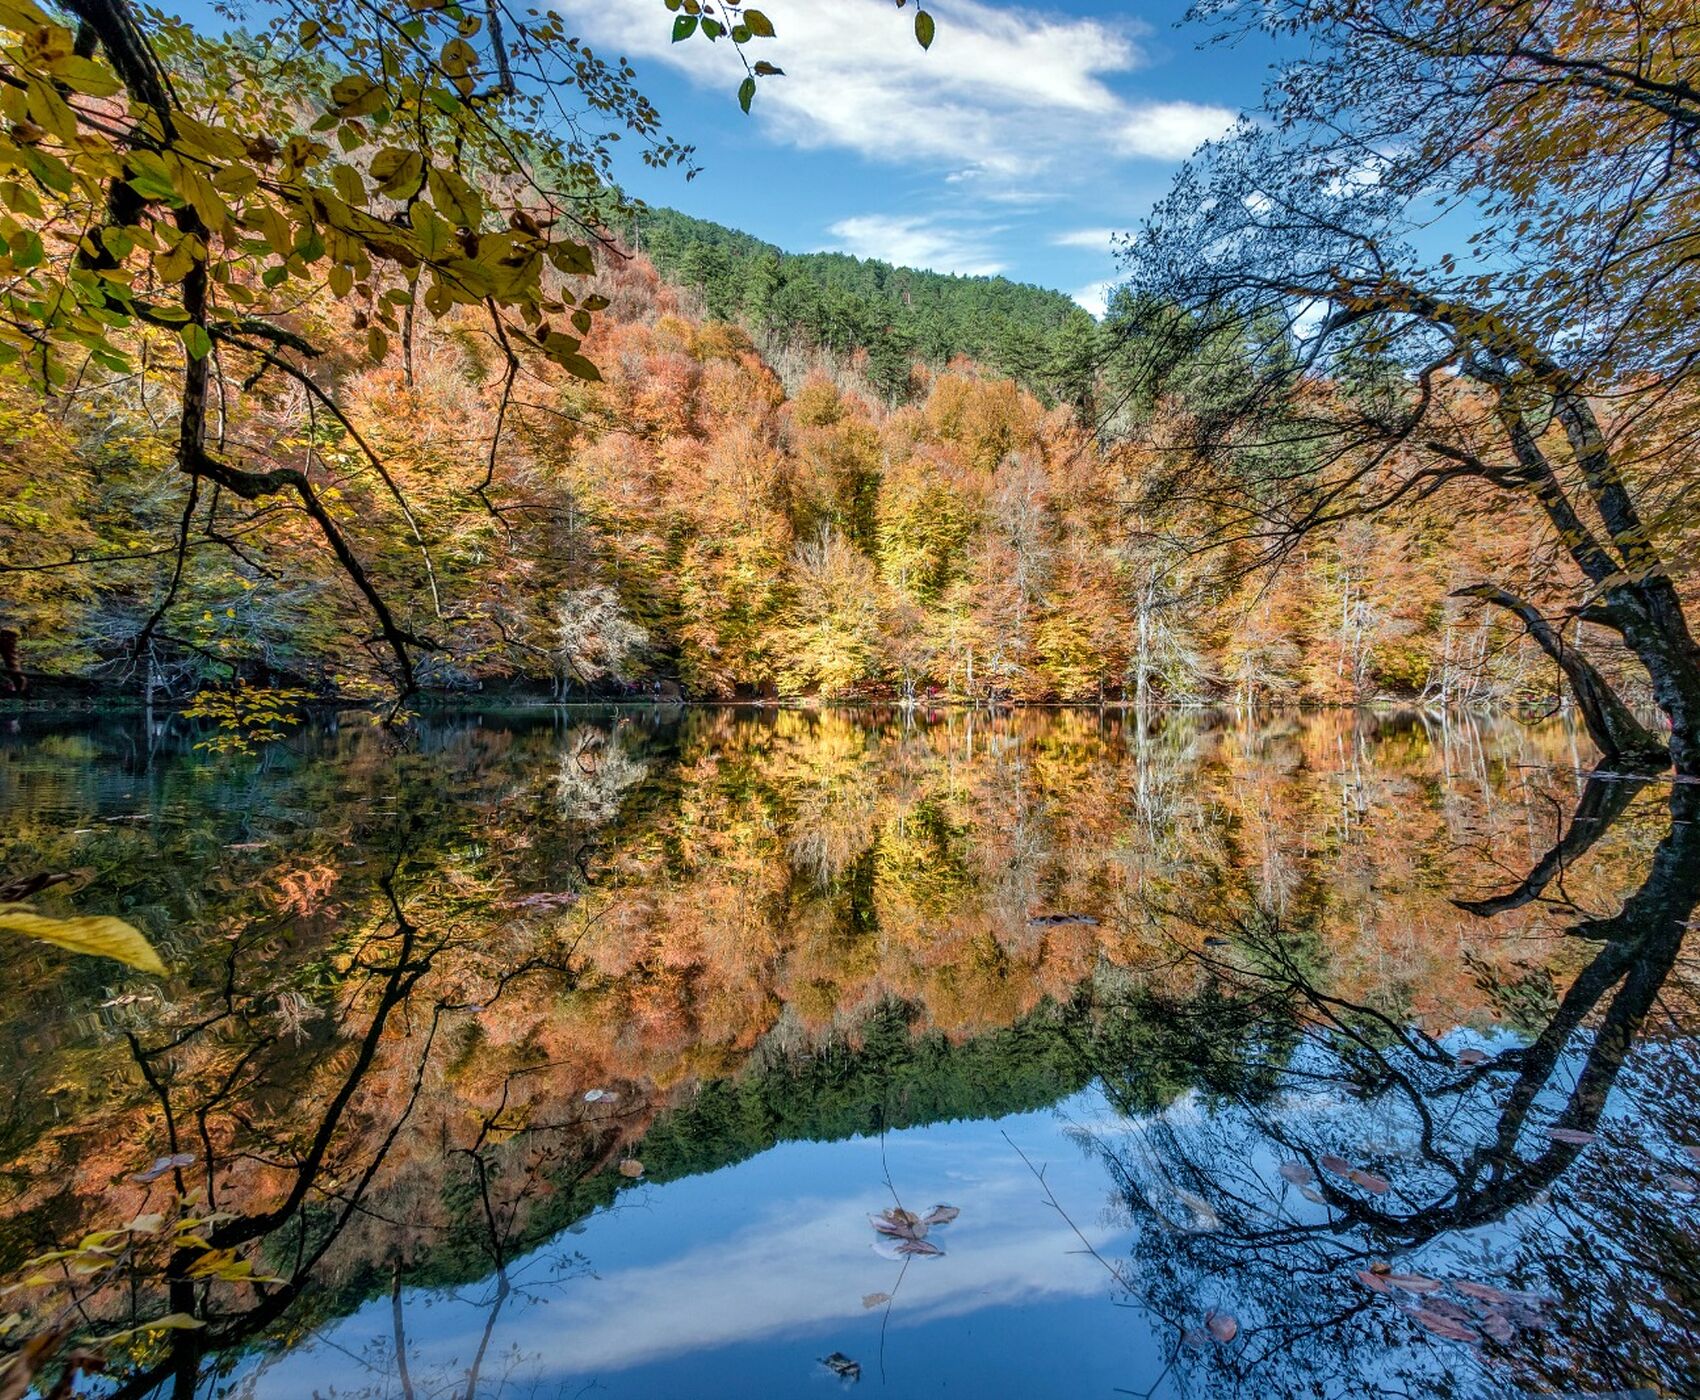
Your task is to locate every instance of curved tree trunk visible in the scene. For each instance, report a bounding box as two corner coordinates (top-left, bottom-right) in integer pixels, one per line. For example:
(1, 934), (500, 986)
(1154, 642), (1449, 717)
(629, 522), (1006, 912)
(1453, 584), (1669, 770)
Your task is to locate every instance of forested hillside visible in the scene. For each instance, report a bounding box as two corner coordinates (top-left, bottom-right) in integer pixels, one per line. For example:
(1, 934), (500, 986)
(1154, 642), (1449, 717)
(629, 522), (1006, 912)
(0, 240), (1636, 709)
(623, 207), (1100, 409)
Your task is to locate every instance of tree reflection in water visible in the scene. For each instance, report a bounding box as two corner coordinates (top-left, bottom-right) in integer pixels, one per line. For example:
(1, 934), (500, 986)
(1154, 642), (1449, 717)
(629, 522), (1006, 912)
(0, 709), (1694, 1397)
(1081, 776), (1700, 1398)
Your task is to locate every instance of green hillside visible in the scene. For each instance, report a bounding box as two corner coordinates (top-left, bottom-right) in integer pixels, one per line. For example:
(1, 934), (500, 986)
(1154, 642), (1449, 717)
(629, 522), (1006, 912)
(623, 207), (1103, 409)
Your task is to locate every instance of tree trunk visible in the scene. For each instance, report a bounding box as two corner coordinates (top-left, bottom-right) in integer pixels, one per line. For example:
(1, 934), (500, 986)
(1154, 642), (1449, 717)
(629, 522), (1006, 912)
(1453, 584), (1667, 770)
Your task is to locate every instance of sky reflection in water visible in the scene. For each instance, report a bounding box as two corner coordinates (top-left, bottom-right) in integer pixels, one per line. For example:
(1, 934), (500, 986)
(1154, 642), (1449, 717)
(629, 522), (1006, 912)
(0, 706), (1694, 1398)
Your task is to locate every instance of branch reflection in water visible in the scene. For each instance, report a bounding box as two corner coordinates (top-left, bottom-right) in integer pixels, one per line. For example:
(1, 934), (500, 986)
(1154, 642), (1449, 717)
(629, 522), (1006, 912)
(0, 706), (1691, 1397)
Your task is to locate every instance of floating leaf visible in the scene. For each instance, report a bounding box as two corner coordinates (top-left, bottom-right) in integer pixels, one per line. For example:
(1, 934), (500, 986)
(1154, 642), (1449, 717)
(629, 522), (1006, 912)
(821, 1352), (861, 1380)
(897, 1238), (943, 1257)
(1347, 1168), (1390, 1194)
(617, 1159), (644, 1179)
(1384, 1273), (1442, 1294)
(922, 1204), (960, 1225)
(128, 1153), (194, 1184)
(1658, 1172), (1699, 1195)
(1544, 1126), (1597, 1146)
(1205, 1310), (1238, 1343)
(1319, 1153), (1352, 1176)
(0, 904), (165, 975)
(862, 1291), (892, 1309)
(1478, 1310), (1515, 1343)
(1452, 1280), (1511, 1305)
(1409, 1307), (1479, 1343)
(1356, 1269), (1394, 1294)
(1278, 1161), (1315, 1187)
(1455, 1048), (1488, 1066)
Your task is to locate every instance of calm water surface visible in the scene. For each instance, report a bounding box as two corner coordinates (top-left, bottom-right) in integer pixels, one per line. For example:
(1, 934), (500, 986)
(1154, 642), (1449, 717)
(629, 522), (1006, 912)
(0, 706), (1695, 1398)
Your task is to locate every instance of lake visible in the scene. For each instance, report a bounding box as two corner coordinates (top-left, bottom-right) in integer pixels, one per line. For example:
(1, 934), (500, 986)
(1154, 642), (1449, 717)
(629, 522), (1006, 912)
(0, 705), (1695, 1398)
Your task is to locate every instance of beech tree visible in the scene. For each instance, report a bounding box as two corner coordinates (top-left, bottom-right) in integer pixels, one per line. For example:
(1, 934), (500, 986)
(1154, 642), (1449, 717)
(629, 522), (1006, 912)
(1120, 0), (1700, 772)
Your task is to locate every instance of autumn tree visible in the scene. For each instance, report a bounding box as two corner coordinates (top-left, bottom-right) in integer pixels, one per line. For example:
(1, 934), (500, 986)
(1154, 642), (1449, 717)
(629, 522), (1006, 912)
(0, 0), (924, 699)
(1119, 0), (1700, 770)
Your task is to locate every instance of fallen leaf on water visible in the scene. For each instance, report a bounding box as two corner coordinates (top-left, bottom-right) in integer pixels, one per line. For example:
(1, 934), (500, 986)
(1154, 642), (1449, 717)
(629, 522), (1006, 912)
(1348, 1168), (1390, 1194)
(862, 1292), (891, 1309)
(1319, 1153), (1352, 1176)
(1544, 1126), (1597, 1146)
(1409, 1307), (1479, 1343)
(1478, 1310), (1515, 1344)
(617, 1159), (644, 1179)
(1682, 1145), (1700, 1168)
(820, 1352), (861, 1380)
(869, 1209), (927, 1240)
(897, 1238), (944, 1257)
(870, 1237), (907, 1261)
(1356, 1270), (1394, 1294)
(1299, 1185), (1327, 1205)
(1455, 1048), (1488, 1066)
(128, 1153), (194, 1184)
(1452, 1280), (1511, 1305)
(1384, 1273), (1442, 1294)
(1205, 1310), (1238, 1343)
(922, 1204), (960, 1225)
(1658, 1172), (1699, 1195)
(1278, 1161), (1315, 1187)
(0, 905), (166, 976)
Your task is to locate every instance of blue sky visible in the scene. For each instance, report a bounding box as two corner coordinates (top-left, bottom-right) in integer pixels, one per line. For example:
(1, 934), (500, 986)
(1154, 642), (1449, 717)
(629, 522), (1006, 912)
(556, 0), (1280, 313)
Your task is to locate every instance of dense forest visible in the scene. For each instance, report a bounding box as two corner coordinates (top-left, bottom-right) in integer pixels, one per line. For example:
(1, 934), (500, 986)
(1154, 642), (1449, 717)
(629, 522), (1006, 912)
(2, 205), (1664, 714)
(623, 206), (1098, 406)
(1, 0), (1696, 774)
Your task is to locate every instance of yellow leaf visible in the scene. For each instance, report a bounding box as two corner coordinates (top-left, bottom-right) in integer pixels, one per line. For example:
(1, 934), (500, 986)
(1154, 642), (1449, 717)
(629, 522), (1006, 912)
(0, 905), (165, 975)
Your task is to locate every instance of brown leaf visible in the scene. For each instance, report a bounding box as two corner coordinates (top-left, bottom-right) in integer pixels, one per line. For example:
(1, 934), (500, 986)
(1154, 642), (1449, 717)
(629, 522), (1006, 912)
(617, 1159), (644, 1178)
(1383, 1273), (1442, 1294)
(862, 1292), (892, 1309)
(1544, 1126), (1596, 1146)
(1278, 1161), (1315, 1186)
(1452, 1280), (1511, 1305)
(922, 1204), (960, 1225)
(1409, 1307), (1479, 1343)
(1355, 1270), (1394, 1294)
(1478, 1310), (1515, 1344)
(1205, 1310), (1238, 1343)
(896, 1238), (943, 1257)
(1659, 1172), (1699, 1195)
(1319, 1153), (1352, 1176)
(1347, 1168), (1390, 1194)
(1454, 1048), (1488, 1066)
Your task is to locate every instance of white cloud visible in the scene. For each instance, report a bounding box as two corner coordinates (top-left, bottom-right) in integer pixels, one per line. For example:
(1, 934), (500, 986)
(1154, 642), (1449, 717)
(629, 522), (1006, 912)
(1072, 278), (1117, 318)
(552, 0), (1239, 188)
(825, 214), (1006, 276)
(1117, 101), (1239, 159)
(1052, 227), (1120, 250)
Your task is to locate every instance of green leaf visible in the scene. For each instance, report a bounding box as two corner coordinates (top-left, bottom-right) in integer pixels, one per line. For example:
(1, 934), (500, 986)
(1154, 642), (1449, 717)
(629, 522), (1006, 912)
(738, 75), (756, 114)
(753, 61), (783, 76)
(742, 9), (774, 37)
(671, 13), (697, 41)
(180, 322), (212, 361)
(915, 9), (934, 48)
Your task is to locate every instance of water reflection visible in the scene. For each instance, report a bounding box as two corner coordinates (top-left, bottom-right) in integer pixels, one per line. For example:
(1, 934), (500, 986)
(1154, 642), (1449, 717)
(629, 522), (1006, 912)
(0, 707), (1691, 1397)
